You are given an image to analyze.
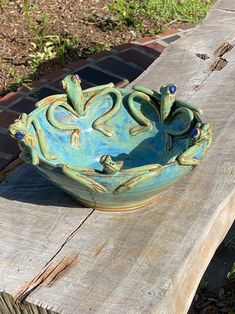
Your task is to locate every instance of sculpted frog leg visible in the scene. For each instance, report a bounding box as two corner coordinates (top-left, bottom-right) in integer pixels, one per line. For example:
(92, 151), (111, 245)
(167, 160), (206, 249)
(32, 119), (57, 161)
(177, 143), (202, 166)
(193, 111), (203, 124)
(85, 88), (122, 137)
(83, 83), (114, 102)
(177, 123), (212, 166)
(174, 99), (203, 117)
(20, 149), (39, 166)
(47, 101), (80, 129)
(62, 165), (107, 193)
(128, 91), (156, 136)
(165, 133), (173, 151)
(115, 164), (163, 194)
(133, 84), (161, 103)
(46, 101), (81, 149)
(123, 164), (162, 173)
(35, 94), (67, 109)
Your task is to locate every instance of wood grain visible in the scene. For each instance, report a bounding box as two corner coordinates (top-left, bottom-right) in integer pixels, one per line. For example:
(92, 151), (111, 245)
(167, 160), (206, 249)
(0, 0), (234, 313)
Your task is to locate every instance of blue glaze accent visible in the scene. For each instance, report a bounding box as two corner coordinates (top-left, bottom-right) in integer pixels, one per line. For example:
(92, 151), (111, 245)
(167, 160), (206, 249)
(169, 85), (177, 94)
(191, 128), (199, 138)
(15, 131), (25, 140)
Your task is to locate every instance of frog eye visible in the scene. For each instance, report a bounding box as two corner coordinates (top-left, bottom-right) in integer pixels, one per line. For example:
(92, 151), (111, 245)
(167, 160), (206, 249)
(15, 131), (25, 141)
(191, 128), (200, 138)
(61, 80), (67, 90)
(100, 155), (108, 164)
(73, 74), (81, 83)
(169, 85), (177, 94)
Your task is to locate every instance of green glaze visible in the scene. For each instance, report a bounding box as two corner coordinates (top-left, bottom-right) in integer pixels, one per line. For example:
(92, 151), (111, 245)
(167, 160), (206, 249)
(62, 74), (84, 116)
(127, 91), (157, 136)
(87, 87), (122, 137)
(133, 83), (203, 151)
(160, 85), (177, 123)
(115, 164), (163, 194)
(47, 101), (80, 130)
(62, 165), (107, 193)
(100, 155), (124, 174)
(83, 83), (114, 102)
(177, 122), (212, 166)
(9, 112), (56, 165)
(8, 75), (212, 211)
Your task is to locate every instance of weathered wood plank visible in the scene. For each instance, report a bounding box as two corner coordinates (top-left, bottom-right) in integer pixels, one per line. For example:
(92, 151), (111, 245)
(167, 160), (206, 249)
(0, 0), (234, 313)
(0, 165), (93, 301)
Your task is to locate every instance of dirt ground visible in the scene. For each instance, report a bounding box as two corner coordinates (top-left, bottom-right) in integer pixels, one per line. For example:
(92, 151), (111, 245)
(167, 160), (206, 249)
(189, 280), (235, 314)
(0, 0), (164, 96)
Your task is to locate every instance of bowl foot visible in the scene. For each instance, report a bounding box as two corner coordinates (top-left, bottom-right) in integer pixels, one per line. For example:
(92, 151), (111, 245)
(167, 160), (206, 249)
(71, 194), (160, 212)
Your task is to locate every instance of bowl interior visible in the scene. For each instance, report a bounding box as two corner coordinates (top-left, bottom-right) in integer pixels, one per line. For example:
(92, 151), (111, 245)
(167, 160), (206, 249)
(28, 91), (190, 170)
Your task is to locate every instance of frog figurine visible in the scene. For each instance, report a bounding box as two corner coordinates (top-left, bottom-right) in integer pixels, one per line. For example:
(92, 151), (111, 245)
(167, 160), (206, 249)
(61, 155), (123, 193)
(47, 74), (123, 137)
(100, 155), (124, 174)
(131, 83), (203, 150)
(9, 113), (57, 165)
(61, 74), (85, 116)
(177, 122), (212, 166)
(99, 155), (164, 194)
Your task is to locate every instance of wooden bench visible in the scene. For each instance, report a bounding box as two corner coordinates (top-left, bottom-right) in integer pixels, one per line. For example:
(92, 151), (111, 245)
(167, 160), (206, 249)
(0, 0), (234, 313)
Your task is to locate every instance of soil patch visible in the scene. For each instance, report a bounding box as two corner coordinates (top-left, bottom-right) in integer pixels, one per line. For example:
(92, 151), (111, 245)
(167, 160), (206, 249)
(0, 0), (194, 96)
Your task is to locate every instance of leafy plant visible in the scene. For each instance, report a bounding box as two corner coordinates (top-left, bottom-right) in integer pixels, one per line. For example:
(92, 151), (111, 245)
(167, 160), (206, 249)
(109, 0), (216, 31)
(6, 69), (33, 94)
(29, 34), (80, 69)
(22, 0), (51, 34)
(23, 0), (38, 32)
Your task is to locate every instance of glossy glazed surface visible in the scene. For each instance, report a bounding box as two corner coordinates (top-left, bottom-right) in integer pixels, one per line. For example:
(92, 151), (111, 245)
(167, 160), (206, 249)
(9, 76), (212, 210)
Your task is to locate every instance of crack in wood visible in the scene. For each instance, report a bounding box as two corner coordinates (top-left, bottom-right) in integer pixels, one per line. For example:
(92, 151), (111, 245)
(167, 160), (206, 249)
(214, 42), (234, 58)
(217, 8), (235, 13)
(44, 209), (95, 268)
(210, 58), (228, 71)
(13, 209), (95, 305)
(210, 42), (233, 71)
(14, 253), (78, 304)
(189, 42), (234, 99)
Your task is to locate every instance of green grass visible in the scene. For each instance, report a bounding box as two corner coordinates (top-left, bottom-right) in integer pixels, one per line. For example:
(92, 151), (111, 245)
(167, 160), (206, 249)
(22, 0), (51, 34)
(109, 0), (215, 31)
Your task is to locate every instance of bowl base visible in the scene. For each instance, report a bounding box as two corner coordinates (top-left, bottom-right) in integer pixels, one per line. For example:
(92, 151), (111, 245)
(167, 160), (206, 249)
(71, 194), (160, 212)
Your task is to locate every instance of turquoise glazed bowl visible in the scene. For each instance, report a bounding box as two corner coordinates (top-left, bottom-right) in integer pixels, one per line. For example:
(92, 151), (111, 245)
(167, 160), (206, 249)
(9, 75), (212, 211)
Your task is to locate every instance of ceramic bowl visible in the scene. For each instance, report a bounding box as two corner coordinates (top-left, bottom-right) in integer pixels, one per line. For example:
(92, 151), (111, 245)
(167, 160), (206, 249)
(9, 75), (212, 211)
